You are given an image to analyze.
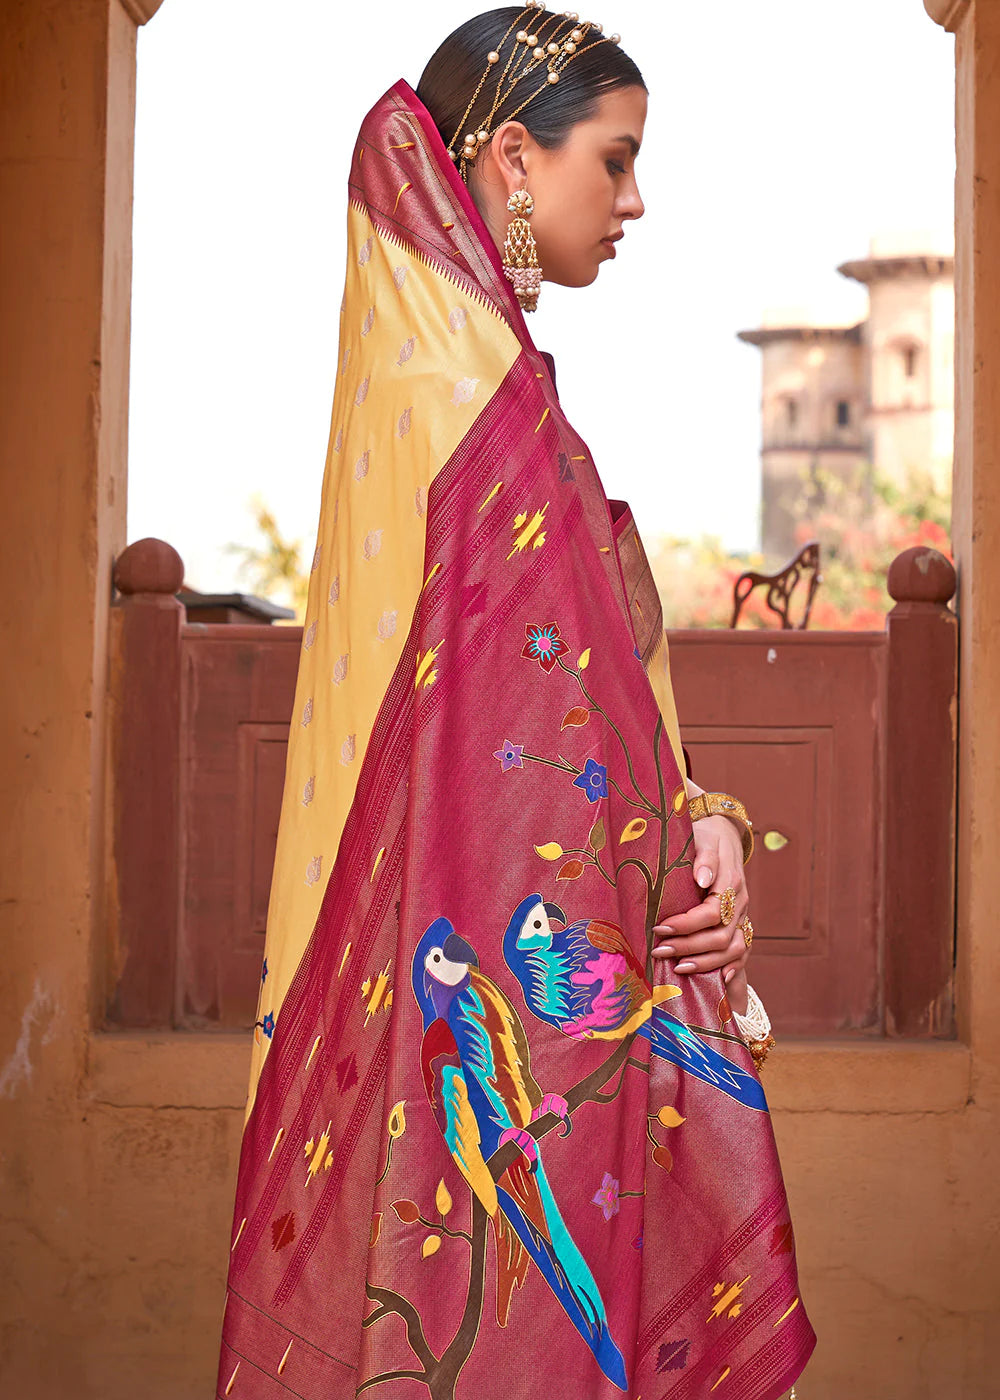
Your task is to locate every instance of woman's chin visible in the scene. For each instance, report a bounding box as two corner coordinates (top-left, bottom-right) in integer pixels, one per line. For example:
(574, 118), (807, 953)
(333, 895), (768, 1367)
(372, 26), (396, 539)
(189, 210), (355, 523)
(544, 264), (602, 290)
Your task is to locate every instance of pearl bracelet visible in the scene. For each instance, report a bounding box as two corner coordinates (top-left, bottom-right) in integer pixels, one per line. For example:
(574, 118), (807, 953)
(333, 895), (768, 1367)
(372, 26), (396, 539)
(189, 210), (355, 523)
(733, 984), (775, 1071)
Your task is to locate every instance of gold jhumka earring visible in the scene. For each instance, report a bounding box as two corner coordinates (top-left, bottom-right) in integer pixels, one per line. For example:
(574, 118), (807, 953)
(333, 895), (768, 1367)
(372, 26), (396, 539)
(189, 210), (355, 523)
(444, 3), (623, 311)
(504, 188), (542, 312)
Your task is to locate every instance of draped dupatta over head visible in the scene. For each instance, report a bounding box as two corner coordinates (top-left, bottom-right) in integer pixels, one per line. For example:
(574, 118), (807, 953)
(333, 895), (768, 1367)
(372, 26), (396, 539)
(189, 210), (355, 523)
(219, 81), (815, 1400)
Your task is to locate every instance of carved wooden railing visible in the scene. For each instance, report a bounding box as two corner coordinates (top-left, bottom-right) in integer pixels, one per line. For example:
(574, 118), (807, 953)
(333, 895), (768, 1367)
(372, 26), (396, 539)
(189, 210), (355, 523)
(107, 539), (957, 1039)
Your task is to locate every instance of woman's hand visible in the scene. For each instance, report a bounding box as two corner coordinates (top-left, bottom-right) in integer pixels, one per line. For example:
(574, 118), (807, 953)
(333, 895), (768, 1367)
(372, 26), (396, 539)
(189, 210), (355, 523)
(652, 814), (750, 1014)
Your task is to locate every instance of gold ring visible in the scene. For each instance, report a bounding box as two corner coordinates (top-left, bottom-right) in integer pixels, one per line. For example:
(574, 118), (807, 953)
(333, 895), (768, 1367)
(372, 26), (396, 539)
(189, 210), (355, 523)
(739, 914), (753, 948)
(715, 886), (737, 926)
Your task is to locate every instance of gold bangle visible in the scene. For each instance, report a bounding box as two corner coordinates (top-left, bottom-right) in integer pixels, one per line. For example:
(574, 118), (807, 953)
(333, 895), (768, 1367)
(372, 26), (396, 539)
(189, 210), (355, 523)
(687, 791), (755, 864)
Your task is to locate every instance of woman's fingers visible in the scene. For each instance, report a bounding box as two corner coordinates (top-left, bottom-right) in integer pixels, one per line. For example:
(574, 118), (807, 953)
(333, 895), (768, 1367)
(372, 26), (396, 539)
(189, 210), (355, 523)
(653, 898), (724, 939)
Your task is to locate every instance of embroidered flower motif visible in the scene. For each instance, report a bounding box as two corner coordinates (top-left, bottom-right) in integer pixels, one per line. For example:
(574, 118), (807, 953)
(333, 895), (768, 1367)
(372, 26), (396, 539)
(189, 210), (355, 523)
(392, 265), (408, 290)
(397, 337), (416, 366)
(414, 486), (427, 518)
(361, 306), (375, 337)
(341, 347), (351, 376)
(493, 740), (525, 773)
(448, 307), (468, 334)
(334, 427), (343, 454)
(301, 697), (313, 727)
(328, 576), (341, 606)
(363, 529), (383, 560)
(574, 759), (608, 804)
(261, 958), (269, 985)
(332, 654), (349, 685)
(304, 620), (318, 650)
(305, 856), (322, 886)
(302, 776), (315, 807)
(451, 377), (479, 406)
(397, 406), (413, 438)
(262, 1012), (275, 1039)
(311, 544), (322, 573)
(355, 376), (370, 406)
(341, 734), (356, 765)
(354, 451), (370, 481)
(522, 623), (569, 673)
(592, 1172), (619, 1221)
(358, 235), (373, 266)
(377, 609), (398, 642)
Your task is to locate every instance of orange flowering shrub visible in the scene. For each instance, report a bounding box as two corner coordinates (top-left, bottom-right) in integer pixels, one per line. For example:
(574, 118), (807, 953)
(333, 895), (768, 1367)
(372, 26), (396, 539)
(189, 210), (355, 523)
(650, 468), (951, 632)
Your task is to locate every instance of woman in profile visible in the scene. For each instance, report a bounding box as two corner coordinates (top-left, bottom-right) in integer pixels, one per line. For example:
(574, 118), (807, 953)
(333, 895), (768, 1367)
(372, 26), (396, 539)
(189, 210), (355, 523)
(218, 8), (814, 1398)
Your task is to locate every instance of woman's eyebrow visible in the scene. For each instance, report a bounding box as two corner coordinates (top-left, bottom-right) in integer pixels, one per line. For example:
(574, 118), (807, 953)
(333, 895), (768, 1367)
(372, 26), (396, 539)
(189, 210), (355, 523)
(611, 134), (641, 157)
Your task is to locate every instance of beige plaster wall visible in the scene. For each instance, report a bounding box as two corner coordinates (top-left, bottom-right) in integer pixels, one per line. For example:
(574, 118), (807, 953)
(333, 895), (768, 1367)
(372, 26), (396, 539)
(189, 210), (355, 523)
(1, 2), (997, 1399)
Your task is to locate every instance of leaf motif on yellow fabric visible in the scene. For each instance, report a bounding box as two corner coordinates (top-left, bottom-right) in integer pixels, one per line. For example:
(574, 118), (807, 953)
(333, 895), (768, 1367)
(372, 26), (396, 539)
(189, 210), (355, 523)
(577, 647), (591, 670)
(332, 654), (349, 686)
(557, 859), (585, 881)
(341, 347), (351, 376)
(341, 734), (356, 765)
(589, 817), (606, 852)
(657, 1105), (686, 1128)
(361, 306), (375, 337)
(305, 856), (322, 886)
(435, 1180), (453, 1216)
(311, 544), (322, 573)
(397, 336), (416, 366)
(354, 450), (370, 481)
(363, 529), (383, 560)
(387, 1101), (407, 1139)
(355, 376), (370, 406)
(304, 620), (318, 650)
(377, 609), (398, 642)
(301, 775), (315, 807)
(391, 1199), (419, 1223)
(534, 842), (564, 861)
(392, 265), (408, 289)
(672, 784), (687, 813)
(451, 376), (479, 406)
(561, 706), (590, 730)
(620, 818), (648, 844)
(398, 406), (413, 438)
(421, 1236), (441, 1259)
(369, 1213), (382, 1248)
(358, 235), (374, 266)
(415, 486), (427, 517)
(448, 307), (468, 334)
(334, 427), (343, 453)
(328, 575), (340, 606)
(301, 697), (313, 727)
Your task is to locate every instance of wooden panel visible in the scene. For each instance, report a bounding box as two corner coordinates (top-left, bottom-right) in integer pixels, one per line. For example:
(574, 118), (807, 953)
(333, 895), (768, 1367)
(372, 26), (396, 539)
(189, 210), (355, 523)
(177, 626), (300, 1027)
(669, 631), (886, 1035)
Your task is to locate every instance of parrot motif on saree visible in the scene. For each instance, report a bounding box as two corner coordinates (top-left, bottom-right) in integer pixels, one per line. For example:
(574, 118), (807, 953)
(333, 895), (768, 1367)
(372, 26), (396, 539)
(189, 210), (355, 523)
(218, 80), (815, 1400)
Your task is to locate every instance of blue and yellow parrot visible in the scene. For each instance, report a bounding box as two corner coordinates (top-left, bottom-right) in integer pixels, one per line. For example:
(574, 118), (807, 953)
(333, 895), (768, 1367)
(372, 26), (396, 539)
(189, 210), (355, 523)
(411, 918), (628, 1390)
(501, 894), (768, 1111)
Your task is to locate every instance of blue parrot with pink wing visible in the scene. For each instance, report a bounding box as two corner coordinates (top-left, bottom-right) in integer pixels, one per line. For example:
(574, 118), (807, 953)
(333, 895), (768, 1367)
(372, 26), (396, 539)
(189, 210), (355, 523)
(501, 893), (768, 1111)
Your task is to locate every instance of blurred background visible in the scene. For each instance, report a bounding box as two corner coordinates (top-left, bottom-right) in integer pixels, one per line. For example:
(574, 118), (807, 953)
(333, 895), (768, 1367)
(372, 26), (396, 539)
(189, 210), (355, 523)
(128, 0), (955, 627)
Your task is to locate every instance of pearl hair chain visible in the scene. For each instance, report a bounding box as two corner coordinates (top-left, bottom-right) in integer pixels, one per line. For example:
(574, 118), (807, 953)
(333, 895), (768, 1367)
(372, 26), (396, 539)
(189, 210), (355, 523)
(446, 3), (622, 181)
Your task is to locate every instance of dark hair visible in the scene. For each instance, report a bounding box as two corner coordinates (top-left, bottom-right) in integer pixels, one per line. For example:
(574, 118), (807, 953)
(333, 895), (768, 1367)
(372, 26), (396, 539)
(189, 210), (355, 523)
(417, 8), (645, 155)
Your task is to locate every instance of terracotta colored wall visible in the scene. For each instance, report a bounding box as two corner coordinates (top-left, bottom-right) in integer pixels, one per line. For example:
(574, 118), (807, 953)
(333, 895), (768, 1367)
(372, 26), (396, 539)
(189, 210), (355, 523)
(1, 1), (998, 1398)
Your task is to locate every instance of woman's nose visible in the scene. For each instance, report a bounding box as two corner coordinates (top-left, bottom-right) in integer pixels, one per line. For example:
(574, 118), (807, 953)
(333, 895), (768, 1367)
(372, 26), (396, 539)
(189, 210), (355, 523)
(620, 181), (645, 221)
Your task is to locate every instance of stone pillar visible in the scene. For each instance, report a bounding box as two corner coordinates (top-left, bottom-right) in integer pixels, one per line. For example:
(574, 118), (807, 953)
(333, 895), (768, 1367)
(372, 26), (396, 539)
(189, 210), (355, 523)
(0, 1), (163, 1391)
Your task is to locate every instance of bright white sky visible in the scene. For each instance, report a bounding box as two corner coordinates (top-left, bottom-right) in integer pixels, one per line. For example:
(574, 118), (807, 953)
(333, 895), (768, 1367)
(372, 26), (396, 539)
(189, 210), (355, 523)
(129, 0), (955, 593)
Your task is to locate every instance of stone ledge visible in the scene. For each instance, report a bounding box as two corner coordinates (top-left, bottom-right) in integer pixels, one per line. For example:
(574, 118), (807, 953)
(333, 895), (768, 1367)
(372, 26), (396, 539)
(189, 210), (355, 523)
(88, 1032), (972, 1116)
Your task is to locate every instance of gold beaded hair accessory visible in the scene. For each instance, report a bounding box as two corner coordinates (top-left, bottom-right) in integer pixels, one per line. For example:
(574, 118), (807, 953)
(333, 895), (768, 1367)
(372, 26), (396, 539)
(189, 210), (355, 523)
(447, 3), (623, 182)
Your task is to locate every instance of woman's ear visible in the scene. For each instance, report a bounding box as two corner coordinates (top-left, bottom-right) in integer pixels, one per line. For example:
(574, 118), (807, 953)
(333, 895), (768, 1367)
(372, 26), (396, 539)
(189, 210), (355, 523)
(490, 121), (531, 197)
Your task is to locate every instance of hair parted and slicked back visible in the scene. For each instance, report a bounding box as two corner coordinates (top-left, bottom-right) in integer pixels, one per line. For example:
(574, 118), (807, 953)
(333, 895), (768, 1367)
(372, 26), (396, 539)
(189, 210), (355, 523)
(417, 6), (646, 158)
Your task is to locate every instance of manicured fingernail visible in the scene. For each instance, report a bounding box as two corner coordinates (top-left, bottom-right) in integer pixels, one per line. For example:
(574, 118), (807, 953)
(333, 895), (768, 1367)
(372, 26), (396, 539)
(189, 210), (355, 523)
(675, 961), (696, 973)
(660, 925), (675, 934)
(696, 867), (713, 888)
(660, 945), (676, 957)
(652, 947), (669, 959)
(724, 967), (736, 985)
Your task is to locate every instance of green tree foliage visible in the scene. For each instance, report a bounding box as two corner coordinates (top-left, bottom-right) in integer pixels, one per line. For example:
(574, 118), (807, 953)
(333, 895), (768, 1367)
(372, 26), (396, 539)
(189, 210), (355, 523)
(226, 496), (310, 621)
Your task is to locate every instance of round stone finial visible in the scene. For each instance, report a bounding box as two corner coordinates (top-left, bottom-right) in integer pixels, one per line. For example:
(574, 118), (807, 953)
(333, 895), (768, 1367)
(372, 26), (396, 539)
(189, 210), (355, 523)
(114, 538), (185, 595)
(887, 546), (956, 605)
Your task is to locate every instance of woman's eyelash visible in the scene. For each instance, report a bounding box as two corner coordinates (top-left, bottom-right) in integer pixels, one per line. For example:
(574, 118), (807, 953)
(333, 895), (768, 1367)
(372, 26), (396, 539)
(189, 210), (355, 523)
(607, 160), (626, 176)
